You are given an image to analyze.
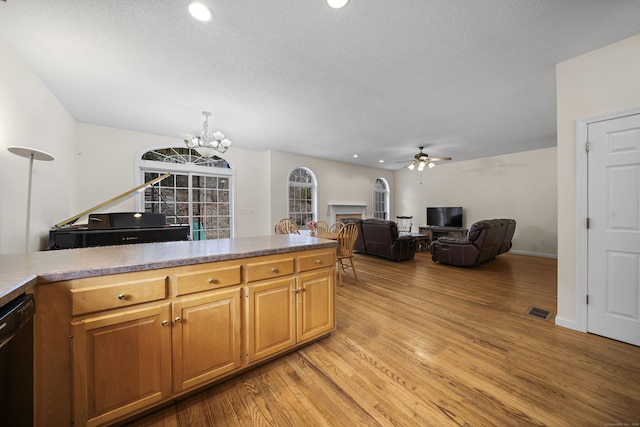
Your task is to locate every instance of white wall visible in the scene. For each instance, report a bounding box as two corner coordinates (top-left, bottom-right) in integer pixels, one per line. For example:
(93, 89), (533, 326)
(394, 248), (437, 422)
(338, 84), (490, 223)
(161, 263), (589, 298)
(53, 128), (397, 239)
(0, 35), (561, 257)
(396, 147), (557, 257)
(74, 123), (271, 238)
(0, 40), (77, 253)
(556, 33), (640, 329)
(268, 151), (396, 227)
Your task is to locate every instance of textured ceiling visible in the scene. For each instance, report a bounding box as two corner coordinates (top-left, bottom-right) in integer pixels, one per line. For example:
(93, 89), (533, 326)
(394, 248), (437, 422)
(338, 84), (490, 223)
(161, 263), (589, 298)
(1, 1), (639, 169)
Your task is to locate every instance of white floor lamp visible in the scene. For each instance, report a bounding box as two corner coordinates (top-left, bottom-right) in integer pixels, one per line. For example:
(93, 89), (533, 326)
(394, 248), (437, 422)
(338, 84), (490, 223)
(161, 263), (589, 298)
(7, 146), (55, 252)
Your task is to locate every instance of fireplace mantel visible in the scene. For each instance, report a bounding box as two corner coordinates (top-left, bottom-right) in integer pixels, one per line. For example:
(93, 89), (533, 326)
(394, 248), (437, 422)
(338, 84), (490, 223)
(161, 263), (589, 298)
(328, 204), (367, 223)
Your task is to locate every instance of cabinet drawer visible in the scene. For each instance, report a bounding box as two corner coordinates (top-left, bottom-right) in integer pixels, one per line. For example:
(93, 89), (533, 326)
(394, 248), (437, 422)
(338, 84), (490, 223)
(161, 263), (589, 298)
(175, 265), (242, 296)
(298, 251), (335, 272)
(245, 257), (294, 282)
(70, 277), (168, 316)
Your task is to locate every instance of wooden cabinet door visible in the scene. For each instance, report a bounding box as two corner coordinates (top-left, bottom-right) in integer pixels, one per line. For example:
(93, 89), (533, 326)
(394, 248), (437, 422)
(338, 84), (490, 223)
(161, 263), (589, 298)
(245, 277), (296, 364)
(71, 303), (172, 427)
(172, 287), (242, 393)
(296, 269), (335, 343)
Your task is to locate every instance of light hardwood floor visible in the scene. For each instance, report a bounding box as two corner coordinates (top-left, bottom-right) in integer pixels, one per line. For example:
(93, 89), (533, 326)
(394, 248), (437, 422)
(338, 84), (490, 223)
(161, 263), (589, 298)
(126, 252), (640, 426)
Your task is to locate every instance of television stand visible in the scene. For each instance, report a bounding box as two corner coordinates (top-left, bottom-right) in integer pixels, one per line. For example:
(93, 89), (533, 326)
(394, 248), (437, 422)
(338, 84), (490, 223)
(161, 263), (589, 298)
(418, 226), (468, 250)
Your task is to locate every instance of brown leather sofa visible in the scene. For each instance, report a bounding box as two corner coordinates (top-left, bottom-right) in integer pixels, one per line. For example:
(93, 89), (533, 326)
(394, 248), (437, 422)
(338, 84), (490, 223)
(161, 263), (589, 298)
(431, 219), (516, 267)
(341, 218), (416, 261)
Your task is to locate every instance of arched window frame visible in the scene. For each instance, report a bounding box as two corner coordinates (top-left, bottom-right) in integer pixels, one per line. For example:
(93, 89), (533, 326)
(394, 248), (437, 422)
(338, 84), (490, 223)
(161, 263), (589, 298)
(134, 145), (236, 240)
(287, 166), (317, 229)
(373, 177), (390, 220)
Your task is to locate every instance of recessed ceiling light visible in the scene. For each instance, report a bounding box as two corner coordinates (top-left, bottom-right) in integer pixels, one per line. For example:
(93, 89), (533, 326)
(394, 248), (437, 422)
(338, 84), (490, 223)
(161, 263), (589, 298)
(189, 3), (213, 21)
(353, 154), (359, 158)
(327, 0), (349, 9)
(378, 160), (384, 163)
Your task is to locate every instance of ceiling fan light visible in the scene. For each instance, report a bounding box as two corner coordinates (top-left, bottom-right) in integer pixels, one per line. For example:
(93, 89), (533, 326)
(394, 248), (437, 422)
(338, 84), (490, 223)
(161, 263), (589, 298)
(406, 146), (451, 172)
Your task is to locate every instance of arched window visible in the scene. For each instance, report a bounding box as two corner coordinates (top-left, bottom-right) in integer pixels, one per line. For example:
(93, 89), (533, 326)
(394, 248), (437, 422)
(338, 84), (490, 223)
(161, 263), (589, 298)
(136, 147), (234, 240)
(373, 177), (389, 220)
(288, 167), (317, 229)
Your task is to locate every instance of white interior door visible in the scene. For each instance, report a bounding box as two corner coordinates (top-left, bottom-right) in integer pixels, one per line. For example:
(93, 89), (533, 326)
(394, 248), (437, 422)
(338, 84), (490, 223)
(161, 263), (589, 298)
(587, 113), (640, 346)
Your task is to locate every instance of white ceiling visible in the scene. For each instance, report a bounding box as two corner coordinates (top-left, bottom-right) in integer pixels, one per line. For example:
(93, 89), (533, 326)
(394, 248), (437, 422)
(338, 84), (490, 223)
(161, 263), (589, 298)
(1, 1), (639, 170)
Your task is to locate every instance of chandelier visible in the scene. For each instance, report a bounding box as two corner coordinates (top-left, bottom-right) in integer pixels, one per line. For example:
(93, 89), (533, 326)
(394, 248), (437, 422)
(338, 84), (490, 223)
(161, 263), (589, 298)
(183, 111), (232, 157)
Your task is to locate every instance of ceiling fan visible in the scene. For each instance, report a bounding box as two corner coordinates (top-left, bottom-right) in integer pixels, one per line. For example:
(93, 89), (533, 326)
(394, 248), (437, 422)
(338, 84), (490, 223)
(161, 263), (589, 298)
(398, 147), (452, 171)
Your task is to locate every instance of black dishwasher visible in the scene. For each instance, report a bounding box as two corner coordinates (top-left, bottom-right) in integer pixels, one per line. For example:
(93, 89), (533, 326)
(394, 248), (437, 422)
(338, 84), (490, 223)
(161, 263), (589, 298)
(0, 293), (35, 427)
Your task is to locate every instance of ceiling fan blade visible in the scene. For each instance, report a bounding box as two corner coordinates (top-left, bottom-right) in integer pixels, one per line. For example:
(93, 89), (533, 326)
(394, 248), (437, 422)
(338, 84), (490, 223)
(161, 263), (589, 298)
(427, 157), (452, 161)
(395, 159), (414, 163)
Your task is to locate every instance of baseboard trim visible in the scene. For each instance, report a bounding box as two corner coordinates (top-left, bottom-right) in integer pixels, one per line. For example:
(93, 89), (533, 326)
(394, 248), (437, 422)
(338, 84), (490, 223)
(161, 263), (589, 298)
(555, 316), (584, 332)
(509, 250), (557, 259)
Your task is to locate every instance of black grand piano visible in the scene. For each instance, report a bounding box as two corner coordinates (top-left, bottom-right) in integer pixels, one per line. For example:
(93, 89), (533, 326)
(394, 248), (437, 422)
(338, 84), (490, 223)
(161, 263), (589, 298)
(47, 174), (191, 250)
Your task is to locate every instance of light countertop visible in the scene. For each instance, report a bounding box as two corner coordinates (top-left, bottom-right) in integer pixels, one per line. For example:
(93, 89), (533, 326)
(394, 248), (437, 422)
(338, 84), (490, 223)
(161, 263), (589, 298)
(0, 235), (336, 307)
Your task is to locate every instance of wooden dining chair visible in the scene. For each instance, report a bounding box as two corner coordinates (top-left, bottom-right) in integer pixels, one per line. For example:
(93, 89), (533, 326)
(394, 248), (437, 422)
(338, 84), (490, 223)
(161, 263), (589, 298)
(335, 222), (358, 286)
(328, 222), (344, 238)
(274, 218), (300, 235)
(316, 220), (329, 237)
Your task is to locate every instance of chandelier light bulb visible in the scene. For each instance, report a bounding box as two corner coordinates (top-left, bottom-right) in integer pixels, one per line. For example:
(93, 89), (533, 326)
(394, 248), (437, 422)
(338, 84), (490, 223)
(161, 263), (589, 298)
(418, 161), (425, 172)
(428, 162), (435, 169)
(408, 163), (415, 170)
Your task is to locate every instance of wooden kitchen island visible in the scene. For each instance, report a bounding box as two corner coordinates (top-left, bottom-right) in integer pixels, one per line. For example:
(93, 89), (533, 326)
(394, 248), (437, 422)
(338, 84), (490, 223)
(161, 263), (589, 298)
(0, 235), (337, 427)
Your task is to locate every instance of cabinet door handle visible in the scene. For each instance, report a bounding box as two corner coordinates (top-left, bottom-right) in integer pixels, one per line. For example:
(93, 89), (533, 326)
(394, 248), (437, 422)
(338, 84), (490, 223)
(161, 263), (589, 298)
(208, 278), (216, 284)
(174, 317), (182, 323)
(271, 267), (279, 273)
(161, 320), (169, 327)
(315, 259), (322, 264)
(118, 294), (128, 300)
(292, 289), (298, 294)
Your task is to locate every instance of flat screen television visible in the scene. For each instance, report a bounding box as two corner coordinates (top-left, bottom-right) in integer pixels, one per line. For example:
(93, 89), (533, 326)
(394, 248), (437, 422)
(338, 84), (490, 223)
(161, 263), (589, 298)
(426, 207), (463, 228)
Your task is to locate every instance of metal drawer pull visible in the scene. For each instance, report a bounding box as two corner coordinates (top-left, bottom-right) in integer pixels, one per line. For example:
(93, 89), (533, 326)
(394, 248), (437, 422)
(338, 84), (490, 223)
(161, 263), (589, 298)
(271, 267), (279, 273)
(174, 317), (182, 323)
(118, 294), (128, 300)
(161, 320), (169, 327)
(315, 259), (322, 264)
(208, 278), (216, 284)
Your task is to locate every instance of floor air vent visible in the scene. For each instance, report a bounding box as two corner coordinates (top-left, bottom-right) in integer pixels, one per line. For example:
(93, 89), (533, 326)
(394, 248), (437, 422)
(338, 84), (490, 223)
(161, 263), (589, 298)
(525, 306), (553, 321)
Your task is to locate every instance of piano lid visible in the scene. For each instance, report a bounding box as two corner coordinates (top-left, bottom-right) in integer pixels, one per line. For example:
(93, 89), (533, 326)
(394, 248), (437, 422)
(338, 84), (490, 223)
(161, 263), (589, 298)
(53, 173), (171, 229)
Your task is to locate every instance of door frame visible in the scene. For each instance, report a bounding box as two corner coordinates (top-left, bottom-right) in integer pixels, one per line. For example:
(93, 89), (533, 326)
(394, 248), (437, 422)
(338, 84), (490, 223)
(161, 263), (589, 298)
(575, 106), (640, 333)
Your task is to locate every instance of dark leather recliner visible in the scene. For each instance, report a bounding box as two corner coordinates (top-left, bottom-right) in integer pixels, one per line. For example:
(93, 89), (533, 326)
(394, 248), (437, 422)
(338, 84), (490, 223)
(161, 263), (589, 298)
(347, 218), (415, 261)
(431, 219), (516, 267)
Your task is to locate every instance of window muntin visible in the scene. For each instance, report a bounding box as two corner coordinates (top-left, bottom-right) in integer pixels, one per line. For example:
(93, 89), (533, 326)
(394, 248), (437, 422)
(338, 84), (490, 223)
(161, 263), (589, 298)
(139, 147), (233, 240)
(288, 167), (316, 229)
(141, 147), (230, 168)
(373, 178), (389, 220)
